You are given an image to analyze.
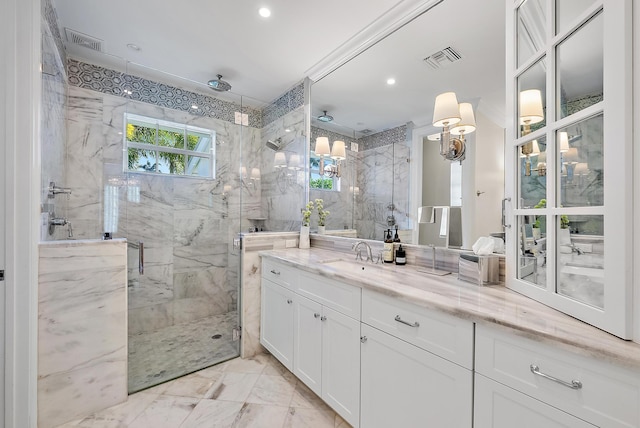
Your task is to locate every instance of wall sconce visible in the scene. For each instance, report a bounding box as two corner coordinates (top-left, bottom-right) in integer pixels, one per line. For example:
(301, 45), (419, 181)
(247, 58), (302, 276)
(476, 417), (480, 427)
(432, 92), (476, 162)
(315, 137), (346, 177)
(521, 139), (540, 176)
(519, 89), (544, 175)
(239, 166), (260, 192)
(534, 150), (547, 176)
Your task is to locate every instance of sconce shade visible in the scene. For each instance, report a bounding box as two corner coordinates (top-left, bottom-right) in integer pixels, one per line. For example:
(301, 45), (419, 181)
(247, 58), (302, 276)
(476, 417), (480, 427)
(559, 132), (569, 152)
(418, 206), (436, 224)
(223, 184), (232, 193)
(250, 168), (261, 180)
(519, 89), (544, 125)
(274, 152), (287, 168)
(289, 154), (301, 170)
(574, 162), (589, 175)
(432, 92), (461, 127)
(450, 103), (476, 135)
(530, 139), (540, 156)
(315, 137), (330, 156)
(331, 140), (346, 160)
(564, 147), (579, 163)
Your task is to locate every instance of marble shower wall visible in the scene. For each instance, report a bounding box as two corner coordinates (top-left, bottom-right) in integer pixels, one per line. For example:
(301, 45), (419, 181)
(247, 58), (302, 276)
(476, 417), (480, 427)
(38, 239), (127, 427)
(356, 125), (410, 241)
(65, 84), (260, 335)
(40, 0), (68, 240)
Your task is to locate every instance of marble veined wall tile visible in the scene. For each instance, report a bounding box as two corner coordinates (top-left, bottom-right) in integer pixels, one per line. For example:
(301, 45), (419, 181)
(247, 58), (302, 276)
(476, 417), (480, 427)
(38, 239), (127, 428)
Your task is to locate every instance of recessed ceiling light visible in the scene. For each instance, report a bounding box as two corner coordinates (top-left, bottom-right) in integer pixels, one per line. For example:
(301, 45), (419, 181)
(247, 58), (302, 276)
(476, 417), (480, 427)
(285, 128), (291, 132)
(126, 43), (140, 51)
(191, 105), (198, 109)
(258, 7), (271, 18)
(386, 78), (396, 85)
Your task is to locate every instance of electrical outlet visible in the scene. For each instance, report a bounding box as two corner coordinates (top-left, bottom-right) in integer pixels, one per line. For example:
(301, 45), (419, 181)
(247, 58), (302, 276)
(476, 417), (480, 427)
(234, 112), (242, 125)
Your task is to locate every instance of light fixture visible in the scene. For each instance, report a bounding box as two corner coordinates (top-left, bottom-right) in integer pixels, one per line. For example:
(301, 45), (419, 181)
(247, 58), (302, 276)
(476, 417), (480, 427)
(274, 152), (287, 168)
(559, 131), (570, 152)
(317, 111), (333, 123)
(288, 154), (301, 171)
(315, 137), (345, 178)
(519, 89), (544, 176)
(535, 151), (547, 176)
(386, 78), (396, 85)
(431, 92), (475, 162)
(258, 7), (271, 17)
(191, 105), (198, 110)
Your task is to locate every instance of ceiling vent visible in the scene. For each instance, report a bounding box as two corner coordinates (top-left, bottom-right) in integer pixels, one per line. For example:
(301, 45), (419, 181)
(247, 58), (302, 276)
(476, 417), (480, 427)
(65, 28), (103, 52)
(359, 129), (373, 135)
(423, 47), (462, 69)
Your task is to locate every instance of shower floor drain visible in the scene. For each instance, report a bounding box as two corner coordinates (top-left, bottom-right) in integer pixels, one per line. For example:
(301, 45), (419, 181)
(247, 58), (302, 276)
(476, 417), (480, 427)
(211, 334), (223, 339)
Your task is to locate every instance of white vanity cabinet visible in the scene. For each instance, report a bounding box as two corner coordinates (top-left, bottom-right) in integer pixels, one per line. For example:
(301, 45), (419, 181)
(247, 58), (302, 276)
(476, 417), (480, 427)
(261, 260), (362, 427)
(360, 289), (474, 428)
(475, 324), (640, 428)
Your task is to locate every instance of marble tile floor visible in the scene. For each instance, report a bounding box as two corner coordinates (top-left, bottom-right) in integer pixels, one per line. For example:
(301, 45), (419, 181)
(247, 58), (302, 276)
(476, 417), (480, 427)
(129, 311), (240, 393)
(55, 353), (350, 428)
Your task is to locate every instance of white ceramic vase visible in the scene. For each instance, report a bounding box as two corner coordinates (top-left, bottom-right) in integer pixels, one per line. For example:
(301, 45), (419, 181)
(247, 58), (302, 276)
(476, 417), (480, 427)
(317, 225), (325, 235)
(299, 225), (310, 249)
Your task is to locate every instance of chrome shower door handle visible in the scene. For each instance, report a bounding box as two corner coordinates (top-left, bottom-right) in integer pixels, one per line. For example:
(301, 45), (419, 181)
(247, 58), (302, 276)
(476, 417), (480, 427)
(138, 241), (144, 275)
(502, 197), (512, 229)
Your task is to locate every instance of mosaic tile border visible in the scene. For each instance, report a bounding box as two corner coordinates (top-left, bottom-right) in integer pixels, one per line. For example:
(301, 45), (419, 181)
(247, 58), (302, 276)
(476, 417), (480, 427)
(262, 82), (305, 126)
(358, 124), (407, 151)
(67, 59), (263, 128)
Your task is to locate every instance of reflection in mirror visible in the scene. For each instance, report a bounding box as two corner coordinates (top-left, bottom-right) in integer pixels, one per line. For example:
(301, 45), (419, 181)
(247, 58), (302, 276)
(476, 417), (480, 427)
(517, 0), (547, 67)
(418, 206), (462, 249)
(556, 0), (598, 35)
(557, 114), (604, 208)
(519, 135), (547, 209)
(556, 11), (603, 120)
(517, 214), (546, 288)
(518, 58), (547, 137)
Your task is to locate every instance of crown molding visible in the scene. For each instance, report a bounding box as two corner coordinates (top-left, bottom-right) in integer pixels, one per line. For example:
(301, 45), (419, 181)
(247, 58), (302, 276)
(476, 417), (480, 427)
(304, 0), (444, 82)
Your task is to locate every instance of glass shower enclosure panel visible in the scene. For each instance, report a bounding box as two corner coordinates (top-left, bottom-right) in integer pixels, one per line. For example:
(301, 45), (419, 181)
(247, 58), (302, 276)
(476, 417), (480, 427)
(121, 63), (242, 393)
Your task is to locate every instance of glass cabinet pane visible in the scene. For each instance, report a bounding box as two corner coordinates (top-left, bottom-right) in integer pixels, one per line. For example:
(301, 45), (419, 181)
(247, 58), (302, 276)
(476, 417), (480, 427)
(556, 215), (604, 308)
(557, 114), (603, 207)
(556, 12), (603, 119)
(517, 215), (546, 288)
(517, 0), (547, 67)
(518, 136), (547, 209)
(556, 0), (598, 35)
(517, 59), (546, 138)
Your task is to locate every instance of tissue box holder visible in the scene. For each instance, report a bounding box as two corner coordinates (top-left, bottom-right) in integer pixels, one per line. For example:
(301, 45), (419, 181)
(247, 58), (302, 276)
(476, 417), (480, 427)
(458, 253), (499, 286)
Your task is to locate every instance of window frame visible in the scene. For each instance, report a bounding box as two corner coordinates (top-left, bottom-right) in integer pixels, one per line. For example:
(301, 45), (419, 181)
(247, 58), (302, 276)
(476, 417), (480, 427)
(123, 113), (216, 179)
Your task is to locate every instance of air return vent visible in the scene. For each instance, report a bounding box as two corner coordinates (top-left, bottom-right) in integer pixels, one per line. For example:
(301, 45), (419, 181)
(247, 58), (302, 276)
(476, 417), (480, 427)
(423, 47), (462, 69)
(65, 28), (103, 52)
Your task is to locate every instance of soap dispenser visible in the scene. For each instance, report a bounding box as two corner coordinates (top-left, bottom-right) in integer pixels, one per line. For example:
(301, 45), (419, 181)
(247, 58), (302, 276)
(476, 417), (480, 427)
(395, 245), (406, 265)
(383, 229), (394, 263)
(393, 225), (401, 243)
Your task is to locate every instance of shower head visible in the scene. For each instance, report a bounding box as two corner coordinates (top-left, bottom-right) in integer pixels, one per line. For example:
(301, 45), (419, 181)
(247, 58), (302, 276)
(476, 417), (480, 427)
(207, 74), (232, 92)
(266, 138), (283, 151)
(317, 110), (333, 123)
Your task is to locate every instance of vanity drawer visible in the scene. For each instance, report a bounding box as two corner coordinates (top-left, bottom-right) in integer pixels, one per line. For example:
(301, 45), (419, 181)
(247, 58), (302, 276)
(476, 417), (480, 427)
(361, 289), (473, 369)
(297, 271), (361, 320)
(475, 323), (640, 428)
(262, 258), (298, 291)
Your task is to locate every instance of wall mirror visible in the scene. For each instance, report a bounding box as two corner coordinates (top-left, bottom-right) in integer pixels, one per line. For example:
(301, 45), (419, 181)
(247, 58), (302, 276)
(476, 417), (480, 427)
(310, 0), (506, 248)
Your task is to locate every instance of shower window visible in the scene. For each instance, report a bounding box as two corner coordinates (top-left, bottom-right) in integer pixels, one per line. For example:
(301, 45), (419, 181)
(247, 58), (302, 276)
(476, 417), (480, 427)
(124, 113), (215, 178)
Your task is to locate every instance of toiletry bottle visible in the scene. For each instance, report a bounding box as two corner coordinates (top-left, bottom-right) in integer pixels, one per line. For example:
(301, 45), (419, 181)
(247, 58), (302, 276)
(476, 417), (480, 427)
(383, 229), (394, 263)
(393, 225), (401, 243)
(395, 245), (406, 265)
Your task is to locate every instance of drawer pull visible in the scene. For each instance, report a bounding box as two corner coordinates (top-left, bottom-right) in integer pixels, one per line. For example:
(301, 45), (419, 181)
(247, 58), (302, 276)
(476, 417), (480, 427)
(270, 269), (280, 275)
(395, 315), (420, 328)
(530, 365), (583, 390)
(314, 313), (320, 318)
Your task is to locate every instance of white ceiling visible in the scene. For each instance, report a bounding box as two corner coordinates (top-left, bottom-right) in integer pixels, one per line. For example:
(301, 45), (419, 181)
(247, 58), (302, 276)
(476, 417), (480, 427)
(52, 0), (405, 104)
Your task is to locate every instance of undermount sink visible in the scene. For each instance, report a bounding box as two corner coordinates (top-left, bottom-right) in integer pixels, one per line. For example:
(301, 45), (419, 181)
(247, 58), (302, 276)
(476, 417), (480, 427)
(321, 259), (385, 273)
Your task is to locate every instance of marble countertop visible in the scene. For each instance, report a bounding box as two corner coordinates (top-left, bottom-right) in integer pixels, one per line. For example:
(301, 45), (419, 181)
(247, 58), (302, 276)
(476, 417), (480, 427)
(259, 248), (640, 370)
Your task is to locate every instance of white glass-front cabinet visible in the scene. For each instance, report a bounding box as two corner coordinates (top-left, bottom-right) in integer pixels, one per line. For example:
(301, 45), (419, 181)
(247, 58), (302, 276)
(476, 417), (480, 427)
(505, 0), (633, 338)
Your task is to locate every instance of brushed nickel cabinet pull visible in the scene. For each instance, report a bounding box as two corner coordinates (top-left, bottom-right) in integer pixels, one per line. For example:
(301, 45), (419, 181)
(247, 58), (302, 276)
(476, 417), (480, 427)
(530, 365), (582, 390)
(395, 315), (419, 328)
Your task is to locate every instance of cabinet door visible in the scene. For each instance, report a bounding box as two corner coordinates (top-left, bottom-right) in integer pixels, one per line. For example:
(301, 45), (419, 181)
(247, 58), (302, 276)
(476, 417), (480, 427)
(260, 279), (295, 370)
(321, 306), (360, 428)
(293, 294), (322, 395)
(360, 323), (472, 428)
(474, 374), (595, 428)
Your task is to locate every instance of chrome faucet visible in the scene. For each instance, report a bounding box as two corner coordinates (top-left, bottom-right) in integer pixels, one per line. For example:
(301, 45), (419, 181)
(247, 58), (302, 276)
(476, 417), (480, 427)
(567, 243), (584, 255)
(352, 241), (374, 262)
